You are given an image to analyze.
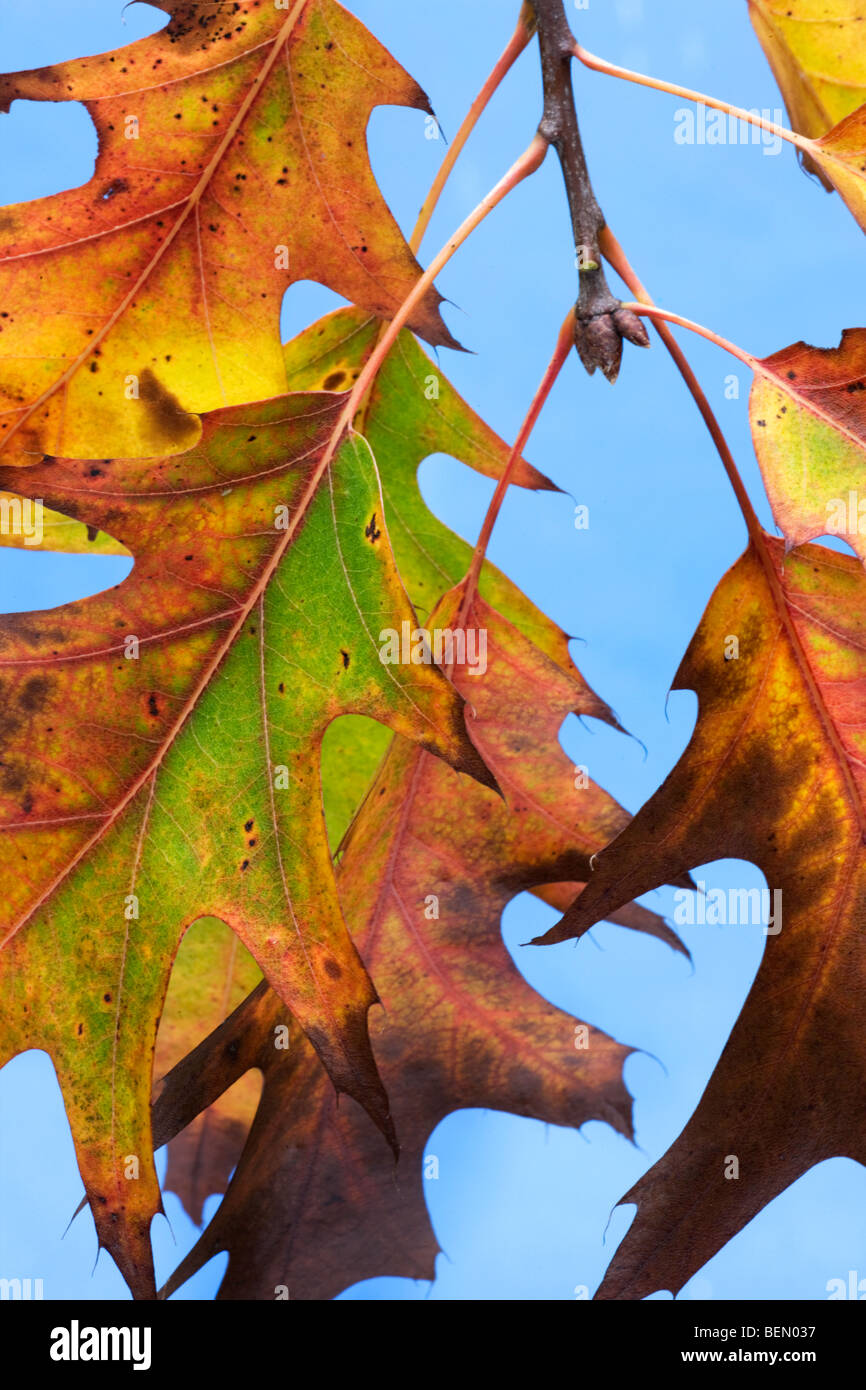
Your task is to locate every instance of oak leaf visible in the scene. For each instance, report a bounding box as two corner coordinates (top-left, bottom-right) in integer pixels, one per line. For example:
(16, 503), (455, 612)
(749, 330), (866, 558)
(0, 0), (456, 467)
(539, 533), (866, 1299)
(146, 310), (562, 1226)
(0, 393), (491, 1298)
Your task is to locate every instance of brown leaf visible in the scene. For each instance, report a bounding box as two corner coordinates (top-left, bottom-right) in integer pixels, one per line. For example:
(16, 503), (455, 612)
(540, 534), (866, 1299)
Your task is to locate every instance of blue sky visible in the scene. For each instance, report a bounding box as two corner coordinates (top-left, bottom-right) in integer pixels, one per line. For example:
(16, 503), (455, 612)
(1, 0), (865, 1301)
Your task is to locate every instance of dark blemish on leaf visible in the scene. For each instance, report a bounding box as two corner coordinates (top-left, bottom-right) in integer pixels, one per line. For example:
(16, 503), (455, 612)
(88, 466), (104, 477)
(226, 1039), (239, 1060)
(365, 513), (381, 542)
(756, 419), (766, 427)
(148, 694), (159, 717)
(244, 819), (254, 832)
(21, 792), (33, 814)
(240, 859), (250, 871)
(324, 958), (342, 980)
(278, 682), (285, 693)
(104, 993), (112, 1003)
(138, 368), (197, 444)
(340, 649), (350, 669)
(248, 837), (256, 847)
(323, 371), (346, 390)
(86, 525), (99, 542)
(787, 370), (796, 380)
(19, 676), (51, 713)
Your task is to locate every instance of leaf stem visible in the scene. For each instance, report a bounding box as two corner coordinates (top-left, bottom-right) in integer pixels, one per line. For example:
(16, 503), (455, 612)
(574, 43), (813, 159)
(409, 4), (537, 255)
(599, 227), (763, 543)
(355, 4), (537, 432)
(457, 306), (576, 627)
(322, 135), (549, 480)
(620, 298), (758, 373)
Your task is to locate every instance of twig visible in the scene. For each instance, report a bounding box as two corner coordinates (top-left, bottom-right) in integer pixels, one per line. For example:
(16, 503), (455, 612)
(530, 0), (649, 381)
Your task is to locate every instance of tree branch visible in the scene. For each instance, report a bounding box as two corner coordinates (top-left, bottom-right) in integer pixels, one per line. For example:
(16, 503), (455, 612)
(530, 0), (648, 380)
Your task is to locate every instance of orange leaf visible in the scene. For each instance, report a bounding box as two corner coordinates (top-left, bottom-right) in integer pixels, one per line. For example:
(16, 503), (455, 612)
(0, 0), (457, 467)
(750, 329), (866, 558)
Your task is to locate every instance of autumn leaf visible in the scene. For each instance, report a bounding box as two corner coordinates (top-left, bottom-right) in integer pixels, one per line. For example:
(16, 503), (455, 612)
(2, 297), (559, 1272)
(153, 313), (685, 1237)
(749, 329), (866, 558)
(537, 532), (866, 1299)
(0, 392), (494, 1298)
(797, 106), (866, 231)
(152, 591), (683, 1297)
(0, 0), (457, 468)
(145, 306), (637, 1231)
(748, 0), (866, 188)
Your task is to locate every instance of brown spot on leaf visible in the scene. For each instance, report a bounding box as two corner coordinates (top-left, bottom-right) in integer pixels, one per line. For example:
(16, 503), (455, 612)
(19, 676), (52, 713)
(138, 368), (196, 444)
